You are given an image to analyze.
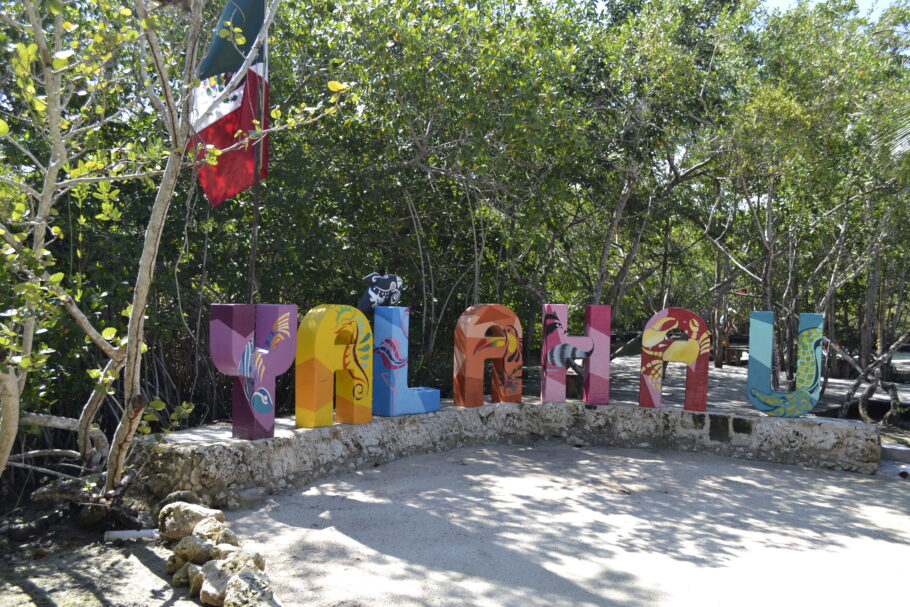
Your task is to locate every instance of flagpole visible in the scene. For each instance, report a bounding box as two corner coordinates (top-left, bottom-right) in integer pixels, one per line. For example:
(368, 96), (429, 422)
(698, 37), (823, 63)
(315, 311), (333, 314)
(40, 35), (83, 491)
(248, 13), (267, 304)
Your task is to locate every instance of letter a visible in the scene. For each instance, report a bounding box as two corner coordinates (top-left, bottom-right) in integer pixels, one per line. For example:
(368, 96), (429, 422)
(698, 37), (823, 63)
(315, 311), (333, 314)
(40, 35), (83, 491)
(296, 305), (373, 427)
(453, 304), (522, 407)
(639, 308), (710, 411)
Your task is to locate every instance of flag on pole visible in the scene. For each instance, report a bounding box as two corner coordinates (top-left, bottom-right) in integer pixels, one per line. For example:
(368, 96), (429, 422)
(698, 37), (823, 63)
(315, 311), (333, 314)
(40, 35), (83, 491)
(191, 0), (268, 207)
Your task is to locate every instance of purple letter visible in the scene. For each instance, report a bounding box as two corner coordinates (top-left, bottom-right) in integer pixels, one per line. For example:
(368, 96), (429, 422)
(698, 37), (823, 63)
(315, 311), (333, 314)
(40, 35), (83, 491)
(210, 304), (297, 439)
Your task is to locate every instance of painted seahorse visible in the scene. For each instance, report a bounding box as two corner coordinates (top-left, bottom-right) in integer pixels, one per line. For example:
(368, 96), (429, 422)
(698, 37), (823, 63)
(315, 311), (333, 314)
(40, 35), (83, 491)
(241, 312), (292, 415)
(335, 306), (371, 401)
(252, 312), (292, 382)
(749, 325), (823, 417)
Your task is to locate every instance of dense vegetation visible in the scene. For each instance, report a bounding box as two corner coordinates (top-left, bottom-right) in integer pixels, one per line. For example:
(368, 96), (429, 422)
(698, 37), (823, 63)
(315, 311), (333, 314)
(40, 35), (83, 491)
(2, 0), (910, 499)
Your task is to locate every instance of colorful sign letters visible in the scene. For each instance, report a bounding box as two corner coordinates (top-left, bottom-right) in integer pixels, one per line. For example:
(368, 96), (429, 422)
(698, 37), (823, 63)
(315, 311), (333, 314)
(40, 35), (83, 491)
(373, 306), (440, 416)
(540, 304), (611, 404)
(209, 300), (829, 440)
(296, 305), (373, 428)
(639, 308), (710, 412)
(453, 304), (523, 407)
(210, 304), (297, 440)
(746, 311), (824, 417)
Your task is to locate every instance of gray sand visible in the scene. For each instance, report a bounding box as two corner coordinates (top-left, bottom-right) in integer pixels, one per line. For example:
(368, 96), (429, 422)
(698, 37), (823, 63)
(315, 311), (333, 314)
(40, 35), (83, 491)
(229, 444), (910, 606)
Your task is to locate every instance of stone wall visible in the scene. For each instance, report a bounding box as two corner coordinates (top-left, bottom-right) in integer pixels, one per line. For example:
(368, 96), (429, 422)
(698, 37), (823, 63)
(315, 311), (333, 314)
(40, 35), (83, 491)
(128, 400), (881, 509)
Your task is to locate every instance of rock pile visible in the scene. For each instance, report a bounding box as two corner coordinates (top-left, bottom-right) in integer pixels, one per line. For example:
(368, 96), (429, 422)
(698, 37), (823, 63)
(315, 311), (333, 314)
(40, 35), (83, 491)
(157, 493), (281, 607)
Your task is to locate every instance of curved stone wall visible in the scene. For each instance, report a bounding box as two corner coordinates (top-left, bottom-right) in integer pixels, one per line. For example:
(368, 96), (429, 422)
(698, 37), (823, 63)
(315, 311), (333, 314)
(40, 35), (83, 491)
(128, 400), (880, 510)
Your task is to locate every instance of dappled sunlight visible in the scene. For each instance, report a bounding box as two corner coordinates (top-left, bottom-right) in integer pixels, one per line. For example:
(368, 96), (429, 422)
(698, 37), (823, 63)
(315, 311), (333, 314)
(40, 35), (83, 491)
(227, 444), (910, 606)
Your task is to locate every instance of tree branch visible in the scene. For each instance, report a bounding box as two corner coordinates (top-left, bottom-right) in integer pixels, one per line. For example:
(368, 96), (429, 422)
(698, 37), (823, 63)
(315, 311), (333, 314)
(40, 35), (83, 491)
(0, 175), (41, 200)
(8, 449), (81, 461)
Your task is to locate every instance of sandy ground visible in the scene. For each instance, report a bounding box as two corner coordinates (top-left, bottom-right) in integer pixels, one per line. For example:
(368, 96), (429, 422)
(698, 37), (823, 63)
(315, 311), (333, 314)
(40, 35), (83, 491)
(229, 443), (910, 607)
(0, 531), (197, 607)
(1, 444), (908, 607)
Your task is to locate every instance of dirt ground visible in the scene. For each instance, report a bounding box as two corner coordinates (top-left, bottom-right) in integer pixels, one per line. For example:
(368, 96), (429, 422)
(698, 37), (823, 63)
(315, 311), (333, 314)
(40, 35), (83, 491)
(881, 425), (910, 446)
(0, 522), (196, 607)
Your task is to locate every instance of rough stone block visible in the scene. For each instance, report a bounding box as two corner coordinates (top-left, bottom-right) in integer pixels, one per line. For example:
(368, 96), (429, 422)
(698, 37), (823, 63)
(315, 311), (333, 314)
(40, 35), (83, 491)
(159, 502), (225, 541)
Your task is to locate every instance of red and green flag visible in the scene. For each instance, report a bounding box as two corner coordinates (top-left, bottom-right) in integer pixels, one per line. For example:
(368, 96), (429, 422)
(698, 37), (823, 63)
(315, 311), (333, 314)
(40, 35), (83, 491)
(191, 0), (268, 207)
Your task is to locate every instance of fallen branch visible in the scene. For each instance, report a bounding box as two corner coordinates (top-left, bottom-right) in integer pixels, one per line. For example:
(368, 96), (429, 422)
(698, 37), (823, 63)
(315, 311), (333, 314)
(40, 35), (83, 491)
(5, 461), (81, 480)
(7, 449), (81, 461)
(19, 411), (109, 457)
(31, 477), (142, 530)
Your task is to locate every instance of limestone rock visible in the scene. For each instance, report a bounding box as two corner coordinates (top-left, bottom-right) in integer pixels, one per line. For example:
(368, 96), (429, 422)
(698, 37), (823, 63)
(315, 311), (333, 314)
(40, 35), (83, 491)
(152, 490), (205, 524)
(220, 527), (241, 546)
(194, 516), (240, 546)
(172, 561), (192, 587)
(246, 551), (266, 571)
(221, 550), (266, 574)
(567, 435), (586, 448)
(188, 563), (203, 597)
(198, 551), (267, 606)
(198, 561), (228, 606)
(224, 570), (282, 607)
(211, 543), (242, 560)
(174, 534), (215, 564)
(159, 502), (225, 541)
(166, 553), (186, 574)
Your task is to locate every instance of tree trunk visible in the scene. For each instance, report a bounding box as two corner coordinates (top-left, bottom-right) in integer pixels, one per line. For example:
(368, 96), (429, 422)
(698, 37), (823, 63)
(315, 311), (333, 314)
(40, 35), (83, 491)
(860, 258), (881, 368)
(104, 150), (185, 491)
(0, 370), (20, 475)
(712, 252), (725, 368)
(607, 194), (655, 320)
(592, 175), (636, 305)
(77, 357), (124, 465)
(659, 214), (671, 309)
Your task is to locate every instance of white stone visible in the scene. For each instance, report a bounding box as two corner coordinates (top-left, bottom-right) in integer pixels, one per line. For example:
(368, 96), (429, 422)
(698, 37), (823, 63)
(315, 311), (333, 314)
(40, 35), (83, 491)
(159, 502), (225, 540)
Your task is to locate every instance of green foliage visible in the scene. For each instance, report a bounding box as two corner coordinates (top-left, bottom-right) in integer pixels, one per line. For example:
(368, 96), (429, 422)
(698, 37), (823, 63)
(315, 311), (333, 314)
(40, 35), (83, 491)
(2, 0), (909, 445)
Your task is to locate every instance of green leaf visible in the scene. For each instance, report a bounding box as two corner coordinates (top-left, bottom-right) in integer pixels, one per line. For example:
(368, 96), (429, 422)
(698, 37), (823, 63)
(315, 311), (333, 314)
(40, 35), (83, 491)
(149, 398), (167, 411)
(0, 119), (8, 137)
(101, 327), (117, 340)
